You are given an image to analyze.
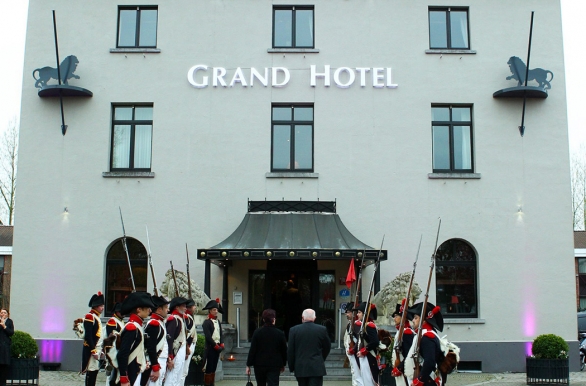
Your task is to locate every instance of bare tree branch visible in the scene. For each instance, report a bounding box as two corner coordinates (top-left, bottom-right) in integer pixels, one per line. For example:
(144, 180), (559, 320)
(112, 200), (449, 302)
(0, 118), (18, 225)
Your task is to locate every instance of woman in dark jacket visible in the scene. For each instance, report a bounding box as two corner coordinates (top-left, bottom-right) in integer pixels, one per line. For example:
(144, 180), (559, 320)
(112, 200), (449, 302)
(246, 309), (287, 386)
(0, 309), (14, 386)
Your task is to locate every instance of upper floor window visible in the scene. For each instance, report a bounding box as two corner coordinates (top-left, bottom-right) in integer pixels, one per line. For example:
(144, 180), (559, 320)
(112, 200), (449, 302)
(273, 6), (314, 48)
(117, 6), (158, 48)
(429, 7), (469, 50)
(432, 105), (473, 173)
(435, 239), (478, 318)
(111, 105), (153, 171)
(272, 104), (314, 172)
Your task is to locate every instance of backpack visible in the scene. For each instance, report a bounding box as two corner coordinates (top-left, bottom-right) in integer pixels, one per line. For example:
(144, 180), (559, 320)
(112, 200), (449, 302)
(103, 331), (121, 371)
(438, 335), (460, 375)
(72, 318), (84, 339)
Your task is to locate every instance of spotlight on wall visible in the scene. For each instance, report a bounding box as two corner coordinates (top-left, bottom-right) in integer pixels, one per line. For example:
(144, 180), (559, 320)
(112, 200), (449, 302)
(517, 206), (523, 213)
(63, 207), (68, 213)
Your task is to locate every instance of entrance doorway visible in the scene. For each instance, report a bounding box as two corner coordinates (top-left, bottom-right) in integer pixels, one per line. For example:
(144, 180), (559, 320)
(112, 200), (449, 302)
(247, 260), (336, 341)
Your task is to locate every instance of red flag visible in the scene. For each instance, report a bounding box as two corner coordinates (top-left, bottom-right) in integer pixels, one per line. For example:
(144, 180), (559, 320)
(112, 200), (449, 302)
(346, 260), (356, 289)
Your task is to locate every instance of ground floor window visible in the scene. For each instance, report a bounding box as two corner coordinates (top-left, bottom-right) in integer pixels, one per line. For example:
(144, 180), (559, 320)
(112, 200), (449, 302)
(435, 239), (478, 318)
(105, 237), (148, 315)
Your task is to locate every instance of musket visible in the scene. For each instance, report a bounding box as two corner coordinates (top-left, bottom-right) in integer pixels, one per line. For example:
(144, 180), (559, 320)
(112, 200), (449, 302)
(358, 235), (385, 346)
(146, 226), (159, 296)
(413, 219), (442, 380)
(186, 243), (193, 299)
(170, 260), (180, 297)
(394, 234), (422, 368)
(119, 207), (136, 292)
(349, 251), (367, 351)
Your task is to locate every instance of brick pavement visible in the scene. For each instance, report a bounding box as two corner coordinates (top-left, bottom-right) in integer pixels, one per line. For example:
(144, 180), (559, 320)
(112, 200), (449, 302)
(35, 370), (586, 385)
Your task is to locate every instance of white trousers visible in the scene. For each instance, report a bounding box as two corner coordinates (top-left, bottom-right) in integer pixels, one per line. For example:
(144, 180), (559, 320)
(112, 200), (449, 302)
(147, 356), (167, 386)
(181, 342), (196, 384)
(163, 344), (186, 386)
(346, 353), (363, 386)
(133, 374), (141, 386)
(358, 356), (378, 386)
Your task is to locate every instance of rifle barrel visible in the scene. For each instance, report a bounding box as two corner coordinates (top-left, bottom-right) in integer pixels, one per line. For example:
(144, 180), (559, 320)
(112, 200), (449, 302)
(119, 207), (136, 292)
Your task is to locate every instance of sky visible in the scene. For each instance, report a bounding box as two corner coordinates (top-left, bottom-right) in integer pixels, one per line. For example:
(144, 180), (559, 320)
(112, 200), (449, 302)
(0, 1), (584, 153)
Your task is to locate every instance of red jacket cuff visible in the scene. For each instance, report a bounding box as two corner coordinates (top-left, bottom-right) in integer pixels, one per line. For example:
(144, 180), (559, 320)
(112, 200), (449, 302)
(152, 364), (161, 372)
(359, 347), (367, 355)
(120, 376), (129, 384)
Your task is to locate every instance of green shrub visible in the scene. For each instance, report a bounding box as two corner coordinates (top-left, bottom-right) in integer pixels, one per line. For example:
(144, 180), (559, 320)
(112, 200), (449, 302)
(191, 335), (206, 365)
(532, 334), (569, 359)
(10, 331), (39, 359)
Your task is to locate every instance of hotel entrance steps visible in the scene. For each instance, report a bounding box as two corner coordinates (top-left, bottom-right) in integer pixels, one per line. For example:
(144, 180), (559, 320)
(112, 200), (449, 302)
(222, 344), (352, 381)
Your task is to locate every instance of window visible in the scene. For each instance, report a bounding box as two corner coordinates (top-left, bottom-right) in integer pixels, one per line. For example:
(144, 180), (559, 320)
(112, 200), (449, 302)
(271, 104), (314, 172)
(429, 7), (469, 50)
(273, 6), (314, 48)
(435, 239), (478, 318)
(432, 105), (473, 173)
(105, 237), (147, 316)
(579, 258), (586, 311)
(117, 6), (158, 48)
(111, 105), (153, 171)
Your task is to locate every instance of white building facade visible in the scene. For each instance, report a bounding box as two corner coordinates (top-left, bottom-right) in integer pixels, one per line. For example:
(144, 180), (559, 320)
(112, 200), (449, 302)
(14, 0), (576, 372)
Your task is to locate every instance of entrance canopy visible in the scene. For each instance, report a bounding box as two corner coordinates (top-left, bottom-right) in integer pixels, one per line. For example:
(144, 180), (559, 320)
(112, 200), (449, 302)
(197, 201), (387, 266)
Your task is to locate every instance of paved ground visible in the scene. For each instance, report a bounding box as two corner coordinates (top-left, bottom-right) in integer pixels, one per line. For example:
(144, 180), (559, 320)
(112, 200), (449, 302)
(35, 370), (586, 385)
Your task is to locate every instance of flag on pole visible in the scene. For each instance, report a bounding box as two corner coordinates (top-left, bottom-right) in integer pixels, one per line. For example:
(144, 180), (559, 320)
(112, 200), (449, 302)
(346, 260), (356, 289)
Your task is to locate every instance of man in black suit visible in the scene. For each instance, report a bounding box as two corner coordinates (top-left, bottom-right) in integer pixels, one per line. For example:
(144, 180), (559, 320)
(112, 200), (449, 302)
(287, 309), (331, 386)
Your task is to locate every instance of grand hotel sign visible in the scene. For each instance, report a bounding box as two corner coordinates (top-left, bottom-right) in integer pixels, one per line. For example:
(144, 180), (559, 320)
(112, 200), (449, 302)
(187, 65), (398, 89)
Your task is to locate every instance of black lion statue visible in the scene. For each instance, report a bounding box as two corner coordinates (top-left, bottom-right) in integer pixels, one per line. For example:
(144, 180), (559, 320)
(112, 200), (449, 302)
(506, 56), (553, 89)
(32, 55), (80, 89)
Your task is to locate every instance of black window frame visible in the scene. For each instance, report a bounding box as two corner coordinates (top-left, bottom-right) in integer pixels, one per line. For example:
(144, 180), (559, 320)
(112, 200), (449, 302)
(271, 104), (314, 173)
(110, 104), (154, 172)
(428, 7), (470, 50)
(431, 104), (474, 173)
(116, 6), (159, 48)
(435, 239), (478, 319)
(272, 5), (315, 49)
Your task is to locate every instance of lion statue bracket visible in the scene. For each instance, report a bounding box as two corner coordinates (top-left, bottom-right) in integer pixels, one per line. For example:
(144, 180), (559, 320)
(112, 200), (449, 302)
(505, 56), (553, 90)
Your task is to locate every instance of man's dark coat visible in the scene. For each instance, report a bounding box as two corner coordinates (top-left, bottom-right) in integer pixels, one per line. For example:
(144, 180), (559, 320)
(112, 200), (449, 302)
(287, 321), (331, 377)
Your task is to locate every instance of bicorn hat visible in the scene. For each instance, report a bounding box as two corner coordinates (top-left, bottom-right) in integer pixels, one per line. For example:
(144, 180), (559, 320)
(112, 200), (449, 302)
(88, 291), (105, 308)
(186, 298), (196, 308)
(151, 295), (170, 309)
(203, 298), (224, 314)
(408, 302), (444, 332)
(342, 302), (355, 313)
(120, 292), (155, 315)
(392, 298), (413, 320)
(355, 302), (377, 320)
(112, 302), (122, 314)
(169, 296), (189, 311)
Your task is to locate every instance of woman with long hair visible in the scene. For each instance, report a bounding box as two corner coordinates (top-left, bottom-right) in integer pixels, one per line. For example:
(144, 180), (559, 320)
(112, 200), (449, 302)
(246, 309), (287, 386)
(0, 308), (14, 386)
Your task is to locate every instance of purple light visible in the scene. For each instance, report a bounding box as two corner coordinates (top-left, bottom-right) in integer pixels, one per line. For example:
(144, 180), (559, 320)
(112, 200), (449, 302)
(524, 302), (535, 336)
(526, 341), (533, 357)
(41, 307), (65, 333)
(39, 340), (63, 362)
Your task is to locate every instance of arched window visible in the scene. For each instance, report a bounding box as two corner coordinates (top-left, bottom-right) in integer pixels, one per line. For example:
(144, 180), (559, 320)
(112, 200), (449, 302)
(435, 239), (477, 318)
(105, 237), (148, 315)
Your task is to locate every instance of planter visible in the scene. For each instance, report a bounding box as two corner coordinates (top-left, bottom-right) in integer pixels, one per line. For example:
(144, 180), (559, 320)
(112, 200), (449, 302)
(185, 360), (205, 386)
(7, 357), (40, 385)
(379, 365), (397, 386)
(526, 357), (569, 385)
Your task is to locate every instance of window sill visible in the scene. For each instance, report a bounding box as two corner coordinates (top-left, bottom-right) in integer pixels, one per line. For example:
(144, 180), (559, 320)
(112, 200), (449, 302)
(109, 48), (161, 54)
(444, 318), (485, 324)
(426, 49), (476, 55)
(267, 48), (320, 54)
(266, 172), (319, 178)
(103, 171), (155, 178)
(428, 173), (481, 179)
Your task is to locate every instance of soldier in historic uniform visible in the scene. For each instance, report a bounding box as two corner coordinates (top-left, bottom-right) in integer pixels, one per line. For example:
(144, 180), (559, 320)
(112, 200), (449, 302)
(164, 297), (188, 386)
(202, 298), (224, 386)
(181, 298), (198, 385)
(343, 302), (363, 386)
(106, 303), (125, 386)
(141, 295), (169, 386)
(391, 299), (416, 385)
(405, 302), (444, 386)
(117, 291), (154, 386)
(355, 302), (380, 386)
(82, 291), (105, 386)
